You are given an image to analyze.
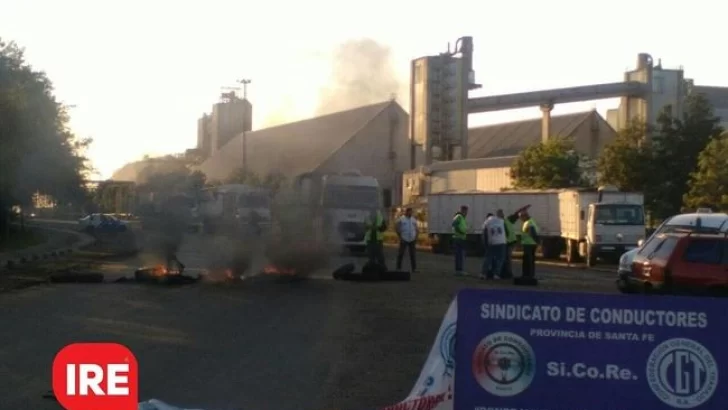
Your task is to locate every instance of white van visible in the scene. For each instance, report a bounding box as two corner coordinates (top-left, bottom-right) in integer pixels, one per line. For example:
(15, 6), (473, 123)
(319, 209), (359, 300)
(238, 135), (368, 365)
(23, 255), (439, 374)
(616, 211), (728, 292)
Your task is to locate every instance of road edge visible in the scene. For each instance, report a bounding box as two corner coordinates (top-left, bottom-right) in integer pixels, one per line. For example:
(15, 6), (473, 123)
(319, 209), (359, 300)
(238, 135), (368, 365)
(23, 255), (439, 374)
(0, 225), (96, 271)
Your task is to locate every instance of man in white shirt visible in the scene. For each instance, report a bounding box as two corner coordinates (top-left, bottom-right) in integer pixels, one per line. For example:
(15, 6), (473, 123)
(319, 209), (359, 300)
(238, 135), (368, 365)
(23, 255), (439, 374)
(396, 207), (419, 272)
(481, 213), (507, 279)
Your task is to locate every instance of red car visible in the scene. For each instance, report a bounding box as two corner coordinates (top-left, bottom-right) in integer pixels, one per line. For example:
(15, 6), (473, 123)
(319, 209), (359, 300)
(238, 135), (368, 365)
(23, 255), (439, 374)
(627, 231), (728, 295)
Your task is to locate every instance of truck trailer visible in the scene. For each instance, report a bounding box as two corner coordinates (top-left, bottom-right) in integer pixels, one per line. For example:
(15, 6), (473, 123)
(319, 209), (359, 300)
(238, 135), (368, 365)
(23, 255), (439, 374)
(425, 187), (645, 266)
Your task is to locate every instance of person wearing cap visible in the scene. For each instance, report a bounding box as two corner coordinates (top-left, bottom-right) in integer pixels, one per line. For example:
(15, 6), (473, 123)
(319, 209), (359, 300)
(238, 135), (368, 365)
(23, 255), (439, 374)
(452, 205), (469, 276)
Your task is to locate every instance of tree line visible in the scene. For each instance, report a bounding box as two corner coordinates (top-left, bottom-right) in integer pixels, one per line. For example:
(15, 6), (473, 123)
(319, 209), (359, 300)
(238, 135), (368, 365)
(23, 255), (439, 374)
(510, 94), (727, 222)
(0, 39), (90, 240)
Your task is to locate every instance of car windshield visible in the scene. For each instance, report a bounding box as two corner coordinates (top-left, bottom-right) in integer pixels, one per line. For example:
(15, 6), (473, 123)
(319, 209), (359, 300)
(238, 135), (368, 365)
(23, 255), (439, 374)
(594, 204), (644, 225)
(323, 185), (379, 209)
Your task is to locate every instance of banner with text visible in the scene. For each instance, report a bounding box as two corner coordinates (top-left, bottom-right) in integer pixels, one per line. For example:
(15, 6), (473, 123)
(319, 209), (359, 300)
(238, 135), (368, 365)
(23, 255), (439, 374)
(455, 289), (725, 410)
(379, 299), (456, 410)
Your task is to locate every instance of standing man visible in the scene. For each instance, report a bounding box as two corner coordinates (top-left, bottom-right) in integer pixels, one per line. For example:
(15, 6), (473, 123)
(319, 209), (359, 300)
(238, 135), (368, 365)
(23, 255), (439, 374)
(497, 207), (528, 279)
(365, 208), (388, 269)
(452, 205), (469, 276)
(519, 211), (540, 279)
(396, 207), (418, 272)
(481, 212), (507, 279)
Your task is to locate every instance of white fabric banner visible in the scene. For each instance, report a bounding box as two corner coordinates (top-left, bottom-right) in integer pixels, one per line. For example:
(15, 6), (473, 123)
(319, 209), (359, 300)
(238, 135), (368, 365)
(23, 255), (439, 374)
(379, 297), (457, 410)
(138, 298), (459, 410)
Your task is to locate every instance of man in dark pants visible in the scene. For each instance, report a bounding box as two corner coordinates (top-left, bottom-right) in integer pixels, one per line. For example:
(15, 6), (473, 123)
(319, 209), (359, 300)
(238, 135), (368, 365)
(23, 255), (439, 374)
(519, 211), (540, 278)
(497, 206), (530, 279)
(396, 207), (418, 272)
(452, 205), (469, 276)
(365, 209), (388, 269)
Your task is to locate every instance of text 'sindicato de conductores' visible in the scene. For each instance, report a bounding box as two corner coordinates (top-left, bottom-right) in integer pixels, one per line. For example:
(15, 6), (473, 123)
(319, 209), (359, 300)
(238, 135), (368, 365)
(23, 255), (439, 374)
(480, 303), (708, 328)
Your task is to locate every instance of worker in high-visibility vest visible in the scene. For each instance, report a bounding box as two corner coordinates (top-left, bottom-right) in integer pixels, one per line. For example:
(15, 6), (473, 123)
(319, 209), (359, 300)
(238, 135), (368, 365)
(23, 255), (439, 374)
(497, 206), (530, 279)
(452, 205), (469, 276)
(519, 211), (540, 278)
(365, 209), (388, 268)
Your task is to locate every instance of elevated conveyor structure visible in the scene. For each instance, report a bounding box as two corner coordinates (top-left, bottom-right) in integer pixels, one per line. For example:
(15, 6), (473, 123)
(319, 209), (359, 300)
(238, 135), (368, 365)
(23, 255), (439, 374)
(467, 81), (649, 113)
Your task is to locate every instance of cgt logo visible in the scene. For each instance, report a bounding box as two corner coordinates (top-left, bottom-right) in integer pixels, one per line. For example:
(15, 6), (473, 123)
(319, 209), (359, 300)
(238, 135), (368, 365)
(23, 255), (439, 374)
(52, 343), (138, 410)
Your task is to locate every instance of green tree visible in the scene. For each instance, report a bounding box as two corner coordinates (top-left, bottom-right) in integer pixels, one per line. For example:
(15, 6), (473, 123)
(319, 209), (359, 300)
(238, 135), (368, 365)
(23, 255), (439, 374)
(0, 39), (90, 238)
(683, 134), (728, 211)
(510, 137), (587, 189)
(650, 94), (724, 219)
(597, 120), (655, 192)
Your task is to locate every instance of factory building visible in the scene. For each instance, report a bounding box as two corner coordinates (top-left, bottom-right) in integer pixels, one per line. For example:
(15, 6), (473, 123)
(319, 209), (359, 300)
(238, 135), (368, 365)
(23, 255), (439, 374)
(402, 110), (616, 205)
(606, 58), (728, 131)
(198, 100), (412, 204)
(196, 92), (252, 159)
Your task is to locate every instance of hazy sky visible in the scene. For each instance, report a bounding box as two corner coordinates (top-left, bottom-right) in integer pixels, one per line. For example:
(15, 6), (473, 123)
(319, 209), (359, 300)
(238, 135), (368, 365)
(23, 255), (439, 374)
(2, 0), (726, 178)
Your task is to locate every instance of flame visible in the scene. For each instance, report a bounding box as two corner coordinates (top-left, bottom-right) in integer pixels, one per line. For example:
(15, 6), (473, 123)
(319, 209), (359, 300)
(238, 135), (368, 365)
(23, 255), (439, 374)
(151, 265), (168, 277)
(263, 264), (296, 275)
(152, 264), (182, 277)
(225, 269), (234, 280)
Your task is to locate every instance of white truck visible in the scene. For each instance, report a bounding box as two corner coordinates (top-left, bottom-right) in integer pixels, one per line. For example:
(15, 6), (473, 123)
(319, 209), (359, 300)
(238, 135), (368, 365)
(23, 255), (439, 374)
(293, 170), (386, 251)
(198, 184), (271, 235)
(425, 187), (646, 266)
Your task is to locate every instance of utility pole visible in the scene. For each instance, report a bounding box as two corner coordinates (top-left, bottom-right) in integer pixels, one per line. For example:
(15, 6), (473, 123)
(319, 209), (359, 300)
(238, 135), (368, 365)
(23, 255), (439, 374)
(237, 78), (252, 173)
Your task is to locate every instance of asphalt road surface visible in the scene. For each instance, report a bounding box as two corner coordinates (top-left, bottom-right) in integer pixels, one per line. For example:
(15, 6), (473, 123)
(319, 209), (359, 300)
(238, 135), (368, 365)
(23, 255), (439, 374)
(0, 229), (618, 410)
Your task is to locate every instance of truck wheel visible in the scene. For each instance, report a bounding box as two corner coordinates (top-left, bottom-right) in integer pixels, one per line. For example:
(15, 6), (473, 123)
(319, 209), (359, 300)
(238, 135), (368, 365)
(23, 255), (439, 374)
(541, 238), (562, 260)
(586, 246), (597, 267)
(440, 235), (452, 255)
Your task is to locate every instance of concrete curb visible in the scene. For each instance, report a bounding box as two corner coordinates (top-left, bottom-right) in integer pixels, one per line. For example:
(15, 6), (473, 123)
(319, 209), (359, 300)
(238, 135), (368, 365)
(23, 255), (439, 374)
(0, 226), (96, 271)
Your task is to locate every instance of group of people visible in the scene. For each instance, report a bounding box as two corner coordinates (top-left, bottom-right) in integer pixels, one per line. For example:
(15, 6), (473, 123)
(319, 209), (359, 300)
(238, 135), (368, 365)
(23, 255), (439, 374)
(365, 207), (419, 272)
(452, 205), (540, 280)
(364, 204), (541, 281)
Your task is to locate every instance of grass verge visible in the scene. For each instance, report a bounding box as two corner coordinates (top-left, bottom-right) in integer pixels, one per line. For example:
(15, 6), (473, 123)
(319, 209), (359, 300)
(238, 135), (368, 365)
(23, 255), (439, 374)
(0, 228), (46, 252)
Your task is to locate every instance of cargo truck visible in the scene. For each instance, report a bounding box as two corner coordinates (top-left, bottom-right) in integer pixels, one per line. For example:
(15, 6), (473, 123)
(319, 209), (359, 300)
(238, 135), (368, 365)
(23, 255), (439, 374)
(291, 170), (387, 251)
(425, 187), (645, 266)
(198, 184), (271, 235)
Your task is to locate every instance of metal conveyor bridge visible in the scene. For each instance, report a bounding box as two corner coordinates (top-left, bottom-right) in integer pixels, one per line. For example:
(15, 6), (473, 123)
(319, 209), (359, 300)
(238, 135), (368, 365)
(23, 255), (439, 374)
(467, 81), (649, 113)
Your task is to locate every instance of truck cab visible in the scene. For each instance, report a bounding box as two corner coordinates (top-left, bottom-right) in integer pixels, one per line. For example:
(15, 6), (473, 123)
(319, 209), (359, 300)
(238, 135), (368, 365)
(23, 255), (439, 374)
(560, 186), (646, 266)
(583, 200), (645, 264)
(296, 171), (384, 250)
(198, 184), (271, 235)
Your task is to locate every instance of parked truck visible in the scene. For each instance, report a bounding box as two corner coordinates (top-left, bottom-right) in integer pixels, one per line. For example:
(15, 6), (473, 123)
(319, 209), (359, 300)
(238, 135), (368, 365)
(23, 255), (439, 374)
(425, 187), (645, 266)
(198, 184), (271, 235)
(290, 170), (387, 251)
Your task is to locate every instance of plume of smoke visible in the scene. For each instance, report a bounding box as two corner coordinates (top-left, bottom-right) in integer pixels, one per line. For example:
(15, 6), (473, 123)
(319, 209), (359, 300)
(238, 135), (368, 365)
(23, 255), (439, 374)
(316, 38), (403, 116)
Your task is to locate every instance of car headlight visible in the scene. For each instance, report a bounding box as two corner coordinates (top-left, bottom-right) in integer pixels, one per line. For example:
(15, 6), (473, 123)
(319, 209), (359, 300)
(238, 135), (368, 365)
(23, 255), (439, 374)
(618, 252), (633, 271)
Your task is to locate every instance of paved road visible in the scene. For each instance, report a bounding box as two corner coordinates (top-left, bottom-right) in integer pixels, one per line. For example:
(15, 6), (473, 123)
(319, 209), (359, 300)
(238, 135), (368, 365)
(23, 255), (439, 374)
(0, 230), (618, 410)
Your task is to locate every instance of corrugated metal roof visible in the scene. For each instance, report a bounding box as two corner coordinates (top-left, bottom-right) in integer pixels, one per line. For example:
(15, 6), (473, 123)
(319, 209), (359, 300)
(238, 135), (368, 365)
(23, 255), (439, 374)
(467, 111), (593, 158)
(199, 101), (394, 181)
(425, 156), (516, 172)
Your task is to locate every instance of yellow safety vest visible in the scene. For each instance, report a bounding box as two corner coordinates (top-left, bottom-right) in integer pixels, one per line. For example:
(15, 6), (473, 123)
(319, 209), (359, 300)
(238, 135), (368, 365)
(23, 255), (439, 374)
(521, 218), (540, 246)
(364, 211), (385, 243)
(452, 213), (467, 240)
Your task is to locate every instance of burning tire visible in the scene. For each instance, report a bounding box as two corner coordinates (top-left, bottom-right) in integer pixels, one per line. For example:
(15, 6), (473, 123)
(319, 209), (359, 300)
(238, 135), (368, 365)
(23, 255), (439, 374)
(134, 265), (200, 285)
